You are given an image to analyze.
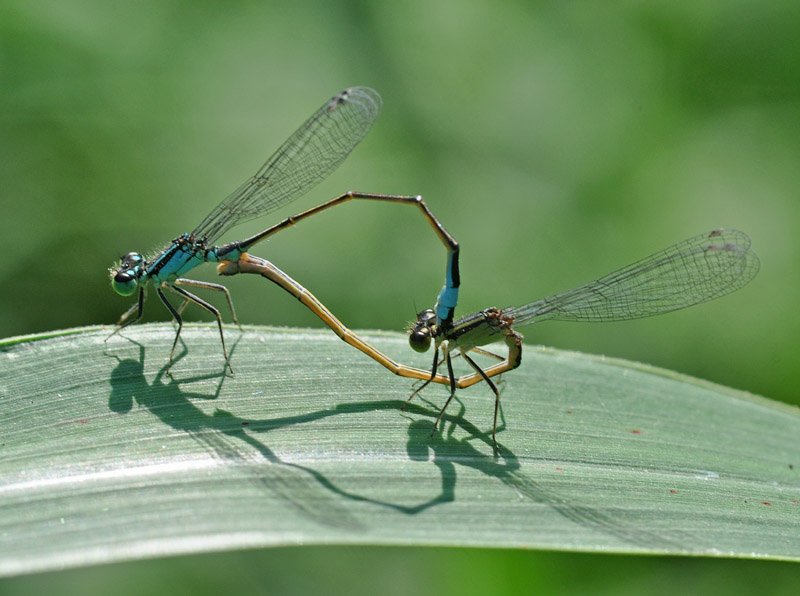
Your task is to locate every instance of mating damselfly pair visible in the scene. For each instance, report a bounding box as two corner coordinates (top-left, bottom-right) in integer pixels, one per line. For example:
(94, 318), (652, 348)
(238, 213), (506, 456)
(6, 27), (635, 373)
(109, 87), (759, 449)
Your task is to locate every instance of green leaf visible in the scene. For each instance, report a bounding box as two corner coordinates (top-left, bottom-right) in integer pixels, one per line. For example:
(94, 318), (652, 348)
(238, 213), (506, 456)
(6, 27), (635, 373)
(1, 324), (799, 577)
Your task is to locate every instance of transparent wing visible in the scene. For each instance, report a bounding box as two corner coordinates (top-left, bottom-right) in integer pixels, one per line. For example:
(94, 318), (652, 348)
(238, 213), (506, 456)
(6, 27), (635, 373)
(506, 229), (759, 326)
(192, 86), (382, 244)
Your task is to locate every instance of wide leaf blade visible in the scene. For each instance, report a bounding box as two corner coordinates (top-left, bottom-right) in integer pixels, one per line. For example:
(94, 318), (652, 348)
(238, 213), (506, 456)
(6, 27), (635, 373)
(1, 325), (798, 577)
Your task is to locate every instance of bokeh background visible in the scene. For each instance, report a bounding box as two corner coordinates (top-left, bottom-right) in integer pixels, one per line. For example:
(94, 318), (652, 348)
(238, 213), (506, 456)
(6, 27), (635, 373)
(1, 0), (798, 593)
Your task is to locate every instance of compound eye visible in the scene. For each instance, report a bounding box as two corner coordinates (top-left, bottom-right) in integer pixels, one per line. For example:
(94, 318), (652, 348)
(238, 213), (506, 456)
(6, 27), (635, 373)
(409, 327), (432, 353)
(120, 252), (143, 266)
(112, 270), (138, 296)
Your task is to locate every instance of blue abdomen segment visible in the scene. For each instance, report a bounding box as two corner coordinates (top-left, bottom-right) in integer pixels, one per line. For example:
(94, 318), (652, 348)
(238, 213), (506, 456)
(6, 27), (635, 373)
(435, 249), (460, 325)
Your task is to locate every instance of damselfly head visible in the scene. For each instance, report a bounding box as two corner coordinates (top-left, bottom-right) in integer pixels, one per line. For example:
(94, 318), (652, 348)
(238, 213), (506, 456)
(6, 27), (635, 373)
(408, 308), (437, 353)
(110, 252), (143, 296)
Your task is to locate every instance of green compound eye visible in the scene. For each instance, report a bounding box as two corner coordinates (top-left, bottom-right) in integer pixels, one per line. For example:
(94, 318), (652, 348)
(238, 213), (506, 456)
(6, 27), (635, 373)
(408, 308), (437, 352)
(112, 270), (138, 296)
(408, 327), (432, 353)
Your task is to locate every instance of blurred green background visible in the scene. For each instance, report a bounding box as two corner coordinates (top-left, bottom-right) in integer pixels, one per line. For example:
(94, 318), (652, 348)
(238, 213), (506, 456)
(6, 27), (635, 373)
(1, 0), (798, 593)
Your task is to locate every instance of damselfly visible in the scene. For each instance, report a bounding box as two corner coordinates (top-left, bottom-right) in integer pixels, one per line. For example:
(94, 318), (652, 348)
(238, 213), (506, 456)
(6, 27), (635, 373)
(108, 87), (459, 373)
(405, 228), (759, 449)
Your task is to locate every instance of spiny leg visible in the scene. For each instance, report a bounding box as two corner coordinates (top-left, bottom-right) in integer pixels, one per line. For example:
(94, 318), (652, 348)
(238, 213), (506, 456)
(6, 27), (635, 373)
(407, 344), (509, 394)
(166, 284), (234, 374)
(409, 348), (461, 391)
(106, 286), (146, 342)
(431, 349), (458, 435)
(156, 286), (184, 375)
(452, 332), (523, 390)
(469, 346), (505, 362)
(175, 278), (243, 330)
(402, 348), (440, 410)
(462, 351), (502, 452)
(425, 346), (502, 372)
(116, 300), (140, 325)
(176, 298), (191, 317)
(464, 346), (508, 386)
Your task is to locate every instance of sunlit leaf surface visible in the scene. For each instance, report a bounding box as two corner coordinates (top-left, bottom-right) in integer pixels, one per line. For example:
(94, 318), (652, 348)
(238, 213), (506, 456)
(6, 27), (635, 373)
(1, 325), (798, 576)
